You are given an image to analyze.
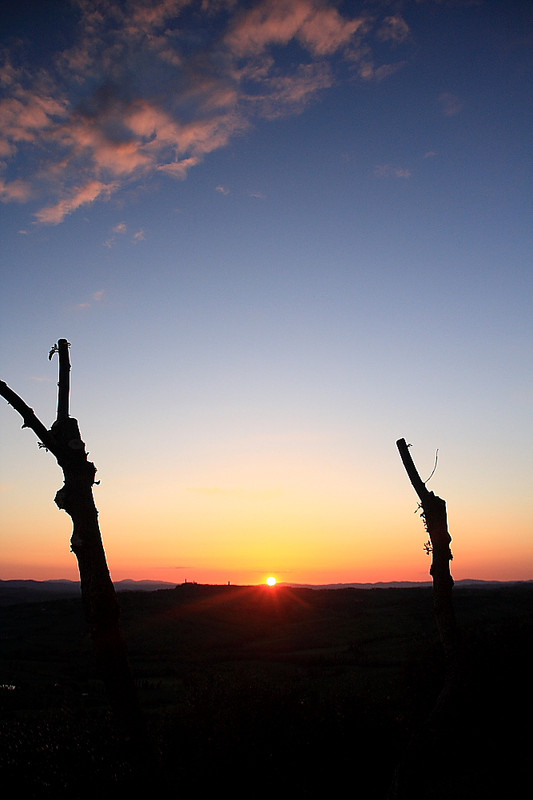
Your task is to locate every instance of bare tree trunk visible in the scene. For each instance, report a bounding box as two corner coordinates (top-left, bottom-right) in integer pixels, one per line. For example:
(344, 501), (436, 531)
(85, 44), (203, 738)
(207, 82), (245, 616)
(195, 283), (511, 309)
(396, 438), (458, 670)
(388, 438), (462, 799)
(1, 340), (151, 772)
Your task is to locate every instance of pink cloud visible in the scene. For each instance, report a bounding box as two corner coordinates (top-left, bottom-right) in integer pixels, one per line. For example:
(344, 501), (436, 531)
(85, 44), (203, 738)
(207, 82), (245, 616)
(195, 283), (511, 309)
(226, 0), (310, 55)
(225, 0), (361, 58)
(298, 5), (363, 55)
(0, 88), (67, 153)
(34, 180), (118, 224)
(358, 60), (405, 83)
(0, 1), (408, 223)
(0, 177), (32, 202)
(158, 158), (200, 179)
(127, 100), (244, 161)
(49, 103), (157, 178)
(174, 115), (244, 156)
(258, 62), (333, 118)
(129, 0), (192, 32)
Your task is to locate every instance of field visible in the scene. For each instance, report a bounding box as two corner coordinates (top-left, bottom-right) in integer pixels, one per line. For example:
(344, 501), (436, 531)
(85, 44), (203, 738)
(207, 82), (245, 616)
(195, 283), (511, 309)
(1, 582), (531, 798)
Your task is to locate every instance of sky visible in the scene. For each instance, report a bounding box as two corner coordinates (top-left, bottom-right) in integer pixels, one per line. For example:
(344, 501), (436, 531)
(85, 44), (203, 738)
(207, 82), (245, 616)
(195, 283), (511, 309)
(1, 0), (532, 587)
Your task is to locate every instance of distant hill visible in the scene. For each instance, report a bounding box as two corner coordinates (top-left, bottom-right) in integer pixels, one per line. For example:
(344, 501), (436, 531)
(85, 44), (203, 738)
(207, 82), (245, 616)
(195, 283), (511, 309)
(282, 580), (433, 590)
(0, 577), (529, 605)
(281, 579), (532, 590)
(0, 579), (176, 605)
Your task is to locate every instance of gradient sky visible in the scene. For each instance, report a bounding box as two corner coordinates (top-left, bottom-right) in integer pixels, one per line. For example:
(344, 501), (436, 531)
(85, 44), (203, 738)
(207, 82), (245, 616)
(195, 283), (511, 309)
(1, 0), (532, 586)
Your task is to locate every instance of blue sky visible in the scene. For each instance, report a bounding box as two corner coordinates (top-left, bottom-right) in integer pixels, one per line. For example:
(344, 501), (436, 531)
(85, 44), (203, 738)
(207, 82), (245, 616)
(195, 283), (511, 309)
(1, 0), (532, 584)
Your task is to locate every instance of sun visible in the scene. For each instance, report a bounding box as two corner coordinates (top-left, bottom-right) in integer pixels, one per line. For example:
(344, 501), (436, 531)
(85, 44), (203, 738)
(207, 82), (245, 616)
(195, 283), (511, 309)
(266, 576), (277, 586)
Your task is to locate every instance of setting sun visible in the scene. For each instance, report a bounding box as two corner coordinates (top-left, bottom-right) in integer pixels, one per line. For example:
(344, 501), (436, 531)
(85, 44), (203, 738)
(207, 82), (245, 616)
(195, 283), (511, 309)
(266, 577), (277, 586)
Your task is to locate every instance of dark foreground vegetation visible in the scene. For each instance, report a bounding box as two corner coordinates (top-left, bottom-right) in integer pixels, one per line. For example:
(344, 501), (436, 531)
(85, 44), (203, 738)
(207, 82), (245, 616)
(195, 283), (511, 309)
(1, 582), (531, 798)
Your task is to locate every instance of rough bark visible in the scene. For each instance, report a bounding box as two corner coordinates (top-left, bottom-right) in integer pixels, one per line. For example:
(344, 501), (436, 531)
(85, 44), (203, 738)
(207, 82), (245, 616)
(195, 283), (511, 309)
(1, 340), (150, 773)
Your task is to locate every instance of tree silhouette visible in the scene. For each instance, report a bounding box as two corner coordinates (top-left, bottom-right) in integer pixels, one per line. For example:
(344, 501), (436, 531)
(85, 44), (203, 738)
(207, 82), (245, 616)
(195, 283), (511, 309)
(396, 438), (458, 670)
(389, 438), (461, 799)
(0, 339), (149, 766)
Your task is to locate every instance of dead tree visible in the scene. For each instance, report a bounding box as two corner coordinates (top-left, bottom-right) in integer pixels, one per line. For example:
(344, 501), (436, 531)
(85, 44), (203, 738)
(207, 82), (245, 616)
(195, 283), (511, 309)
(396, 438), (458, 674)
(0, 340), (148, 760)
(388, 438), (462, 799)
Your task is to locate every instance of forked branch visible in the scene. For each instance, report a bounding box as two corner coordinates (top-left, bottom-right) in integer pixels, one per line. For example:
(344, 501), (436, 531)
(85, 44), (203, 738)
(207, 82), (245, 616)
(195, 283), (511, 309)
(0, 379), (58, 455)
(1, 341), (149, 772)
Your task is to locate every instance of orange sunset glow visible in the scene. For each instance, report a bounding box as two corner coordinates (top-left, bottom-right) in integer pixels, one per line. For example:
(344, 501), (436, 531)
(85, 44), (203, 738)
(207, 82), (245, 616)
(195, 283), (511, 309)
(1, 5), (531, 800)
(1, 0), (532, 588)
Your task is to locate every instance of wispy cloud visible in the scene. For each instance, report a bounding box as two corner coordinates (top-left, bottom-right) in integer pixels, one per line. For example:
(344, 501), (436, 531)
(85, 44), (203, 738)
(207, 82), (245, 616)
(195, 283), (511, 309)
(377, 15), (410, 44)
(104, 221), (127, 247)
(74, 289), (106, 310)
(0, 0), (411, 224)
(358, 61), (405, 82)
(34, 181), (118, 225)
(438, 91), (463, 116)
(0, 177), (32, 202)
(224, 0), (363, 58)
(374, 164), (412, 179)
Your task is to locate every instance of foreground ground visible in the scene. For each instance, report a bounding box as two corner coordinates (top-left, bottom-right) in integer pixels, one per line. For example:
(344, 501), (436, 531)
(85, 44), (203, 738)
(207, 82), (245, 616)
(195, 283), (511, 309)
(1, 582), (531, 798)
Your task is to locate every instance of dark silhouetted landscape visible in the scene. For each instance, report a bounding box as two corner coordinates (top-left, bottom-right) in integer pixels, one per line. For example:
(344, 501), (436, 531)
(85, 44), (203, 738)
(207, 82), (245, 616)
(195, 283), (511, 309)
(1, 581), (531, 798)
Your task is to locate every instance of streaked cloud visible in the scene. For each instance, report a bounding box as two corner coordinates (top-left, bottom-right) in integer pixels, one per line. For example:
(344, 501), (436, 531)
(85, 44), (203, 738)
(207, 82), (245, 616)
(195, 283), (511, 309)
(34, 181), (118, 225)
(0, 0), (411, 224)
(358, 61), (406, 82)
(255, 61), (334, 118)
